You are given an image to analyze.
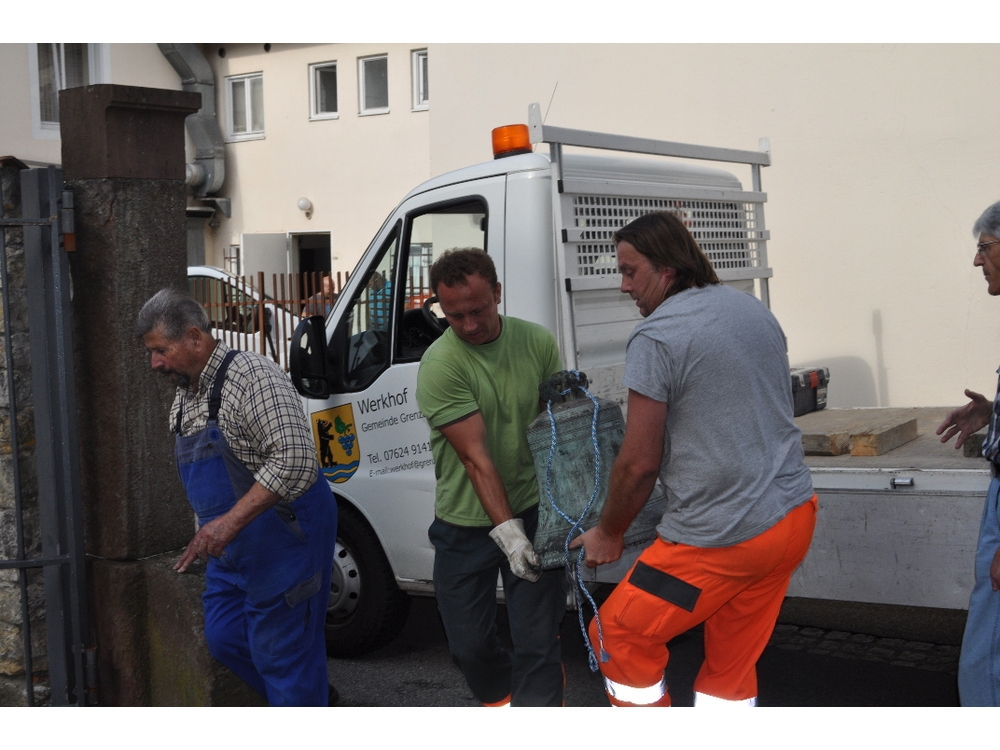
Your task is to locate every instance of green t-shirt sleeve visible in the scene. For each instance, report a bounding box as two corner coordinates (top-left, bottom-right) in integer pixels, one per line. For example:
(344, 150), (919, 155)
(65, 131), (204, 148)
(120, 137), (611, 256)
(416, 347), (479, 429)
(543, 333), (562, 381)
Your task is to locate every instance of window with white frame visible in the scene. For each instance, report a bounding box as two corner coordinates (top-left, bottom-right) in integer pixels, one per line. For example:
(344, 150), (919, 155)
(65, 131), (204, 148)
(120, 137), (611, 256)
(28, 43), (109, 139)
(358, 55), (389, 115)
(226, 72), (265, 141)
(411, 49), (428, 111)
(309, 62), (338, 120)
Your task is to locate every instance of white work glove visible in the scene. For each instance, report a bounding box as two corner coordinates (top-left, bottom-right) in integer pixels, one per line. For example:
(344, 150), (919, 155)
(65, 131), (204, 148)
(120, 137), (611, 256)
(489, 518), (542, 582)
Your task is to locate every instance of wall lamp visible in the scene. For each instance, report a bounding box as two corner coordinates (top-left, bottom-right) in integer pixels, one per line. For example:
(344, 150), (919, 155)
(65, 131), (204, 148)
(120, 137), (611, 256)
(297, 197), (313, 220)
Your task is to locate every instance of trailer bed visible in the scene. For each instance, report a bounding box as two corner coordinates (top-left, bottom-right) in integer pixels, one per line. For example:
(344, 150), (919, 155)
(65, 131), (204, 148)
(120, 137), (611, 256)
(790, 407), (988, 611)
(801, 406), (988, 472)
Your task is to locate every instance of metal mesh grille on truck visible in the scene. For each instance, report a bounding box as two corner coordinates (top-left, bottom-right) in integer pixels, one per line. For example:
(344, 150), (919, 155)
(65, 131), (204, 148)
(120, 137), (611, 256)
(569, 195), (765, 278)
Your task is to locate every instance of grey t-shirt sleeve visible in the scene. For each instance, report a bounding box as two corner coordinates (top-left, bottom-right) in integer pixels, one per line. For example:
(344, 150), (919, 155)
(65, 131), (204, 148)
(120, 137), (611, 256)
(623, 332), (672, 404)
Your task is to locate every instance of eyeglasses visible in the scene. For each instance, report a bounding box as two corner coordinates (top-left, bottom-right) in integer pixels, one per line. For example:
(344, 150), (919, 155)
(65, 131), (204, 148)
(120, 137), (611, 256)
(977, 240), (1000, 254)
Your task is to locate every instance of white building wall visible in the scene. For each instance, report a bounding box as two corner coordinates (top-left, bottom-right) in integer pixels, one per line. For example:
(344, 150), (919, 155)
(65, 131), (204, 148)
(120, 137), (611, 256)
(108, 44), (181, 90)
(427, 43), (1000, 409)
(200, 43), (430, 279)
(0, 45), (49, 163)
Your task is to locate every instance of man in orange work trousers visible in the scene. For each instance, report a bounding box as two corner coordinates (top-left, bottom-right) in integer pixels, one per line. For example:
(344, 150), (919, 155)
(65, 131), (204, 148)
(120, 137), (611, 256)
(572, 211), (817, 707)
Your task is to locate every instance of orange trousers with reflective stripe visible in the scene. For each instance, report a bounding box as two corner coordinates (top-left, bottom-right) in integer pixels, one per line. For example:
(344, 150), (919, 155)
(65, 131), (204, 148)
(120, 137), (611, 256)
(590, 496), (817, 706)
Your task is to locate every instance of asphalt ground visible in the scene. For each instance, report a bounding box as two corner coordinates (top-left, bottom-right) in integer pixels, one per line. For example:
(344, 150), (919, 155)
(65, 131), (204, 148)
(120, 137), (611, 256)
(326, 595), (961, 707)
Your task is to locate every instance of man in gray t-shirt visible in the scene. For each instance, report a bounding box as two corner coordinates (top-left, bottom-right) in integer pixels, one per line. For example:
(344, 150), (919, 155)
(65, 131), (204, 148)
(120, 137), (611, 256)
(572, 211), (816, 708)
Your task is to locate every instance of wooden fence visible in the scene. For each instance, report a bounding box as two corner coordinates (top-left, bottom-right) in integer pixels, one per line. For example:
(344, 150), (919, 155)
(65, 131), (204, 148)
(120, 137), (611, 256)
(188, 271), (347, 369)
(188, 265), (435, 370)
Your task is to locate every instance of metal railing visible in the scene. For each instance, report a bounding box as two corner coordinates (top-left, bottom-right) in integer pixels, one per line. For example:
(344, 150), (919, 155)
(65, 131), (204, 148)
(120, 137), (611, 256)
(0, 165), (91, 706)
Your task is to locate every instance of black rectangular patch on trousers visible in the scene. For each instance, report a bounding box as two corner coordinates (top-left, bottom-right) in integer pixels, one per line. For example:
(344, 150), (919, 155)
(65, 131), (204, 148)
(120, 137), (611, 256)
(628, 561), (702, 612)
(284, 570), (322, 608)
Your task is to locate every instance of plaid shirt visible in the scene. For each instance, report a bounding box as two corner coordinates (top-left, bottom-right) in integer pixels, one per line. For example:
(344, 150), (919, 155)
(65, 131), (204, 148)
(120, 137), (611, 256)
(170, 340), (319, 500)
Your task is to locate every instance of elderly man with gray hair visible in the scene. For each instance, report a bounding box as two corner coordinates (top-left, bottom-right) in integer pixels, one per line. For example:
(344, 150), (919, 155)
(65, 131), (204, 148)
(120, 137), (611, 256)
(136, 288), (338, 706)
(938, 199), (1000, 706)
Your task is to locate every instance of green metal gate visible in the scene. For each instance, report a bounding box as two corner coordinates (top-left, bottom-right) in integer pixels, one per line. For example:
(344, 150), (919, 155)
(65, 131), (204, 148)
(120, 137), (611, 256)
(0, 161), (93, 706)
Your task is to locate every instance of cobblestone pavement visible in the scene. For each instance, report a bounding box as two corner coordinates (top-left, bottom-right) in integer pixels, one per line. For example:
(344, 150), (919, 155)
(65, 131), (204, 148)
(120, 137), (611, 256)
(769, 623), (960, 674)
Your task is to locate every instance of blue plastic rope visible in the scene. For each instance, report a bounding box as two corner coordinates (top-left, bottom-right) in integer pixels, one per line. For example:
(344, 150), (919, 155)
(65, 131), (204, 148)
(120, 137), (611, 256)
(543, 372), (610, 671)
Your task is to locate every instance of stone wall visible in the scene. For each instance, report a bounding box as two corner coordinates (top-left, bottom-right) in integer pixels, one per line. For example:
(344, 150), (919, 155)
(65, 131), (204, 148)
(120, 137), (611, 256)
(0, 157), (48, 706)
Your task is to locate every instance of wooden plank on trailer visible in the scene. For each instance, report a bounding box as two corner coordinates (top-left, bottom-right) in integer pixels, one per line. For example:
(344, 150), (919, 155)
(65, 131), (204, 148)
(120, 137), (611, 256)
(849, 418), (919, 457)
(796, 408), (921, 457)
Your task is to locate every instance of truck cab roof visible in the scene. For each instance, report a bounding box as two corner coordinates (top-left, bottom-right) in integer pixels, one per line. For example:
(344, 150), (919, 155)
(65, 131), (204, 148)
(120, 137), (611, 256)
(402, 149), (743, 202)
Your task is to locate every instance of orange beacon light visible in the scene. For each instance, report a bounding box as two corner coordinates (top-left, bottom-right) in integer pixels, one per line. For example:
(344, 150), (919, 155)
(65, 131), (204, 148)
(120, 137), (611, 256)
(491, 124), (533, 159)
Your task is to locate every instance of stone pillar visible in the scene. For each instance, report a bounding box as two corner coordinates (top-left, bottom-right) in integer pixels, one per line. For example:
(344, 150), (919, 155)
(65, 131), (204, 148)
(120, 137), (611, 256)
(60, 85), (262, 706)
(61, 84), (195, 562)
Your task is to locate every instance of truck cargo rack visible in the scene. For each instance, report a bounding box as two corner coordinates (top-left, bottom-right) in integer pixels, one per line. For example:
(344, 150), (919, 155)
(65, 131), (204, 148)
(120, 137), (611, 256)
(528, 103), (772, 372)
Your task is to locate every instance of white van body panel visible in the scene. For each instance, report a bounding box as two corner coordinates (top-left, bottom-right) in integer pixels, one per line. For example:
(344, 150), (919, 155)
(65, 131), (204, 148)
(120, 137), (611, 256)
(501, 166), (557, 330)
(310, 174), (508, 588)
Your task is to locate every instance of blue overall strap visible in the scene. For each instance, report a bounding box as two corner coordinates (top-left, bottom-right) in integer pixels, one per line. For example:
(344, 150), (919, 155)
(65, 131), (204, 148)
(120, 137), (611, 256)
(173, 348), (241, 434)
(208, 349), (241, 422)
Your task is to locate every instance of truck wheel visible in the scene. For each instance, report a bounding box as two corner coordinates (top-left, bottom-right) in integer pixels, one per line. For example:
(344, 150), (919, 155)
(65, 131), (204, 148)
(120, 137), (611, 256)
(326, 502), (411, 657)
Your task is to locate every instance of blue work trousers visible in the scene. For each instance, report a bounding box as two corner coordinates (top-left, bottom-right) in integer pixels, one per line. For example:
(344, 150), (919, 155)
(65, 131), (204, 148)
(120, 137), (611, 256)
(959, 476), (1000, 706)
(429, 505), (567, 706)
(176, 389), (337, 706)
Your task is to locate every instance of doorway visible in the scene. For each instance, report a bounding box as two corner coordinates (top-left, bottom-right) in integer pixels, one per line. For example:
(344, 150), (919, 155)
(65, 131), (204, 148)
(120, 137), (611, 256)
(292, 232), (333, 305)
(294, 233), (332, 275)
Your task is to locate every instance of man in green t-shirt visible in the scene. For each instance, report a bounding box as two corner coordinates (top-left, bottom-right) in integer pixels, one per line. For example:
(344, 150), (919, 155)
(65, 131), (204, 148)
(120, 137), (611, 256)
(416, 248), (566, 707)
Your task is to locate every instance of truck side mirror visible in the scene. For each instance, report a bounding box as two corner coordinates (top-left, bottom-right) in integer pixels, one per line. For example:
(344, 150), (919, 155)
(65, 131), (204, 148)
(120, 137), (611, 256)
(290, 316), (331, 399)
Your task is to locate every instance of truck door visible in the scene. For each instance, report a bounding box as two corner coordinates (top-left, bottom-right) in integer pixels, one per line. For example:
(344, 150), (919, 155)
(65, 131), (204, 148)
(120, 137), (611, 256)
(306, 176), (506, 589)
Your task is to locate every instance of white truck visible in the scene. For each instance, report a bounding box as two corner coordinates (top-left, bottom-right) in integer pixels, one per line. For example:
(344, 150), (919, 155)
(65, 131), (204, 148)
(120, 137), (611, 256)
(288, 104), (779, 656)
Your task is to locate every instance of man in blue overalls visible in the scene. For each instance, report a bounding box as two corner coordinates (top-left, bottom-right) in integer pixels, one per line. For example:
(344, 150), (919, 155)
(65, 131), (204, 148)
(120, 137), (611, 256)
(137, 288), (338, 706)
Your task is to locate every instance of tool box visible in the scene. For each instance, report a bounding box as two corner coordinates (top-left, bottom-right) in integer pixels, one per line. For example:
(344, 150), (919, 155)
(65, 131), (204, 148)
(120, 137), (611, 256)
(791, 367), (830, 417)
